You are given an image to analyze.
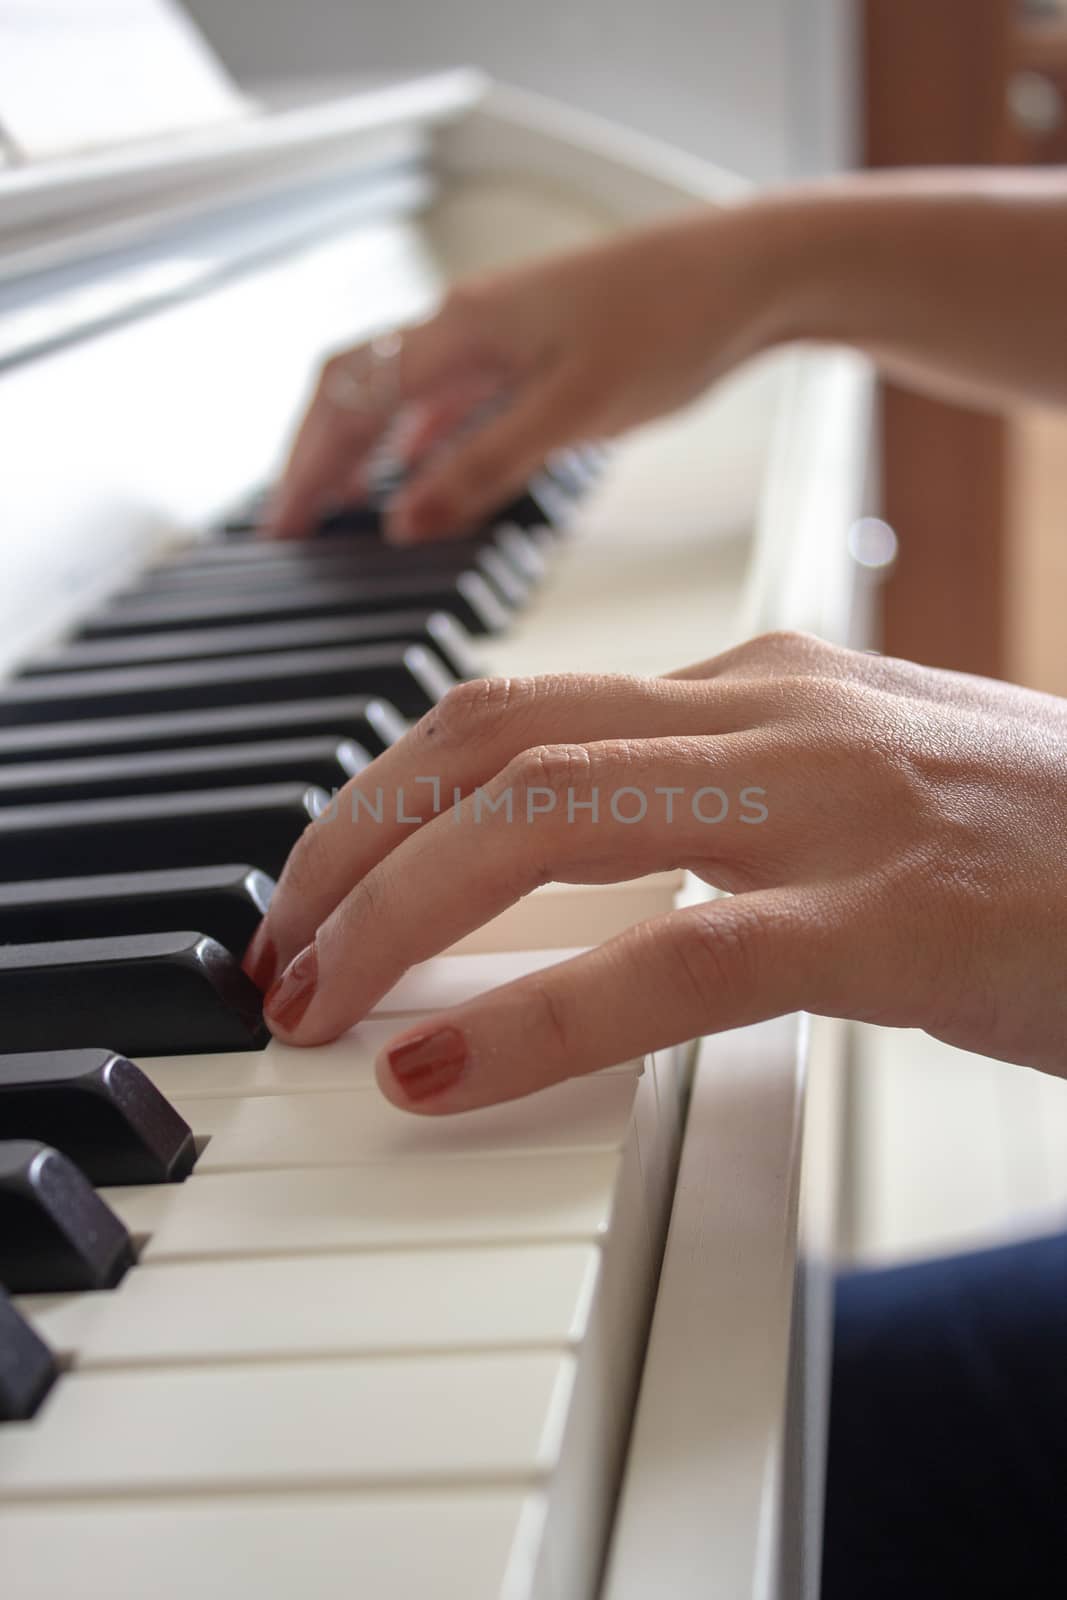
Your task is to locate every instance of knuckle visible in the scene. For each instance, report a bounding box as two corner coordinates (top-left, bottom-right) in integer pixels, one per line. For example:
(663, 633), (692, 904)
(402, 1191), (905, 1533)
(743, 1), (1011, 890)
(419, 675), (539, 747)
(504, 742), (592, 802)
(340, 863), (389, 938)
(758, 624), (819, 649)
(691, 630), (828, 683)
(587, 735), (651, 778)
(756, 628), (825, 658)
(722, 630), (836, 678)
(522, 978), (575, 1062)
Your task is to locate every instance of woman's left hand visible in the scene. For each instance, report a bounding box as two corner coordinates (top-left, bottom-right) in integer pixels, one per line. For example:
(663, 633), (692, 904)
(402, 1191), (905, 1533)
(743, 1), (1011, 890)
(243, 631), (1067, 1110)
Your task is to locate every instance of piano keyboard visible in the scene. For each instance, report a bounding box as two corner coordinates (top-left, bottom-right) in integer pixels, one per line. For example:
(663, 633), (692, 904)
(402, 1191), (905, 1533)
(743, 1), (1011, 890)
(0, 72), (872, 1599)
(0, 467), (687, 1600)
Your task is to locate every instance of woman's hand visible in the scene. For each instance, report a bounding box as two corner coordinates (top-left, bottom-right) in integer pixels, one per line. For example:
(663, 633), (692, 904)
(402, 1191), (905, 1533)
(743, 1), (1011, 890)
(267, 170), (1067, 543)
(266, 205), (795, 543)
(243, 632), (1067, 1109)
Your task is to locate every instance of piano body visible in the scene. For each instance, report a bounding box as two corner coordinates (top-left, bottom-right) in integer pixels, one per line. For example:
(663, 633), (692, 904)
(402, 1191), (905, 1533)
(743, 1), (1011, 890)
(0, 71), (873, 1600)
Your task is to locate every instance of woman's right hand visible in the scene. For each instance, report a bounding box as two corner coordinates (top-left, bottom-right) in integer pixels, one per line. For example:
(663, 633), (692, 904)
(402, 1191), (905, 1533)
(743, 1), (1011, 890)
(266, 203), (797, 544)
(245, 631), (1067, 1104)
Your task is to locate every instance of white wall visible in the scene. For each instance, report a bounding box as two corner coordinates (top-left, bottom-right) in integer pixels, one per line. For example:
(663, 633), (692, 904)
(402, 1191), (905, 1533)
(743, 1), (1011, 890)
(183, 0), (855, 180)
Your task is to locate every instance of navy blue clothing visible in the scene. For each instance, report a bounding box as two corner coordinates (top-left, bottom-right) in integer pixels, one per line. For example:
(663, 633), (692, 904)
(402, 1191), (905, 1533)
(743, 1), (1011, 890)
(822, 1230), (1067, 1599)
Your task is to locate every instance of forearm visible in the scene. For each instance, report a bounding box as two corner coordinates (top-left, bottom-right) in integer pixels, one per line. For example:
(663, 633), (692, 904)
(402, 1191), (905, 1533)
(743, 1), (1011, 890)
(272, 165), (1067, 541)
(732, 168), (1067, 412)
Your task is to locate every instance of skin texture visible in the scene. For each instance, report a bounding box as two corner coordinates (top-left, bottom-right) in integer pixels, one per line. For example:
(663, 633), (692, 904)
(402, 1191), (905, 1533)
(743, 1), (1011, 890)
(249, 167), (1067, 1109)
(245, 634), (1067, 1107)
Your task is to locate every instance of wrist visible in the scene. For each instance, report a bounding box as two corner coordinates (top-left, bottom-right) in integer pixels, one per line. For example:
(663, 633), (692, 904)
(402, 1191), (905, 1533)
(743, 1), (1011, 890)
(654, 191), (857, 367)
(727, 187), (865, 353)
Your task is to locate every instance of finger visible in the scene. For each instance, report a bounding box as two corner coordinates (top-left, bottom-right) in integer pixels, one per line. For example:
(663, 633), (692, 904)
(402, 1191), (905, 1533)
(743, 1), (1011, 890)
(390, 375), (506, 470)
(267, 396), (383, 540)
(244, 672), (769, 989)
(268, 312), (502, 539)
(384, 368), (595, 543)
(338, 390), (492, 509)
(263, 731), (769, 1045)
(371, 888), (834, 1113)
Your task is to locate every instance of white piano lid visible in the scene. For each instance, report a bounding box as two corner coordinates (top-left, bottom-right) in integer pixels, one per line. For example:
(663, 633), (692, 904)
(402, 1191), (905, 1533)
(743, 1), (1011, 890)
(0, 0), (249, 162)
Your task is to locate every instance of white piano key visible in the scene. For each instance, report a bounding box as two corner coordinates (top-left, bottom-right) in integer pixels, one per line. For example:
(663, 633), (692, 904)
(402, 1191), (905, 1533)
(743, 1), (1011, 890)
(139, 1024), (641, 1100)
(20, 1244), (600, 1367)
(447, 873), (685, 955)
(176, 1071), (640, 1173)
(105, 1151), (623, 1259)
(138, 1017), (406, 1099)
(371, 948), (589, 1014)
(0, 1351), (577, 1499)
(0, 1491), (546, 1600)
(0, 59), (868, 1600)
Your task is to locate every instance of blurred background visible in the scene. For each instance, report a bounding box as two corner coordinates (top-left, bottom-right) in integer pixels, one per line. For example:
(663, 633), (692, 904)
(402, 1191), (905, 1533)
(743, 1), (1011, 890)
(183, 0), (856, 181)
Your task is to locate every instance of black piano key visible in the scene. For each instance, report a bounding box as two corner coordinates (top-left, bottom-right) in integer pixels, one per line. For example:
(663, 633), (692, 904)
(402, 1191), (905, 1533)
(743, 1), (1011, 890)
(0, 1140), (135, 1293)
(0, 1049), (196, 1186)
(313, 502), (386, 537)
(149, 526), (513, 573)
(311, 466), (579, 538)
(0, 1289), (57, 1422)
(20, 610), (483, 684)
(0, 644), (456, 725)
(0, 782), (326, 880)
(0, 736), (369, 805)
(219, 460), (585, 540)
(0, 695), (405, 766)
(212, 522), (548, 586)
(218, 487), (271, 534)
(135, 541), (531, 608)
(0, 864), (272, 951)
(0, 933), (269, 1057)
(493, 472), (576, 532)
(79, 570), (510, 638)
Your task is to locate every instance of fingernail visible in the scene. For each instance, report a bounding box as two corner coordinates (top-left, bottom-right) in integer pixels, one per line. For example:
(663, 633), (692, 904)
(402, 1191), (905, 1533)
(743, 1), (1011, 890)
(264, 943), (318, 1033)
(242, 927), (277, 992)
(382, 1024), (468, 1102)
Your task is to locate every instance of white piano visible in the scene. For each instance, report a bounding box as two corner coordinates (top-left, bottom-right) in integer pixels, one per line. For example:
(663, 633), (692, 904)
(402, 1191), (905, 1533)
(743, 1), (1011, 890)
(0, 67), (872, 1600)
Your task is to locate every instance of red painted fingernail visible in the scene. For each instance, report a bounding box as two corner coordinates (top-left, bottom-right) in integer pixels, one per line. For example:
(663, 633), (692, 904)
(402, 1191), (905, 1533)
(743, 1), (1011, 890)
(384, 1025), (468, 1102)
(264, 944), (318, 1033)
(242, 927), (277, 993)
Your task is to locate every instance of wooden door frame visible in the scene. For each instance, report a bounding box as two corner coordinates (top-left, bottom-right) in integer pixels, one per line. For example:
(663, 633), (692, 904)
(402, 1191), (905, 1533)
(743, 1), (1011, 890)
(863, 0), (1016, 678)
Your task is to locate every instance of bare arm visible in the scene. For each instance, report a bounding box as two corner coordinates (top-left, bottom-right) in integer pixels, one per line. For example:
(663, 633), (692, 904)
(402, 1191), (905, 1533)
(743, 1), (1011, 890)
(768, 167), (1067, 412)
(270, 166), (1067, 540)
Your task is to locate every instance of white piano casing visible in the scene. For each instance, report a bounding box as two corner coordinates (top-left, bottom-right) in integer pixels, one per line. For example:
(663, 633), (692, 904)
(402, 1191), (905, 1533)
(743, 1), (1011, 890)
(0, 75), (872, 1600)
